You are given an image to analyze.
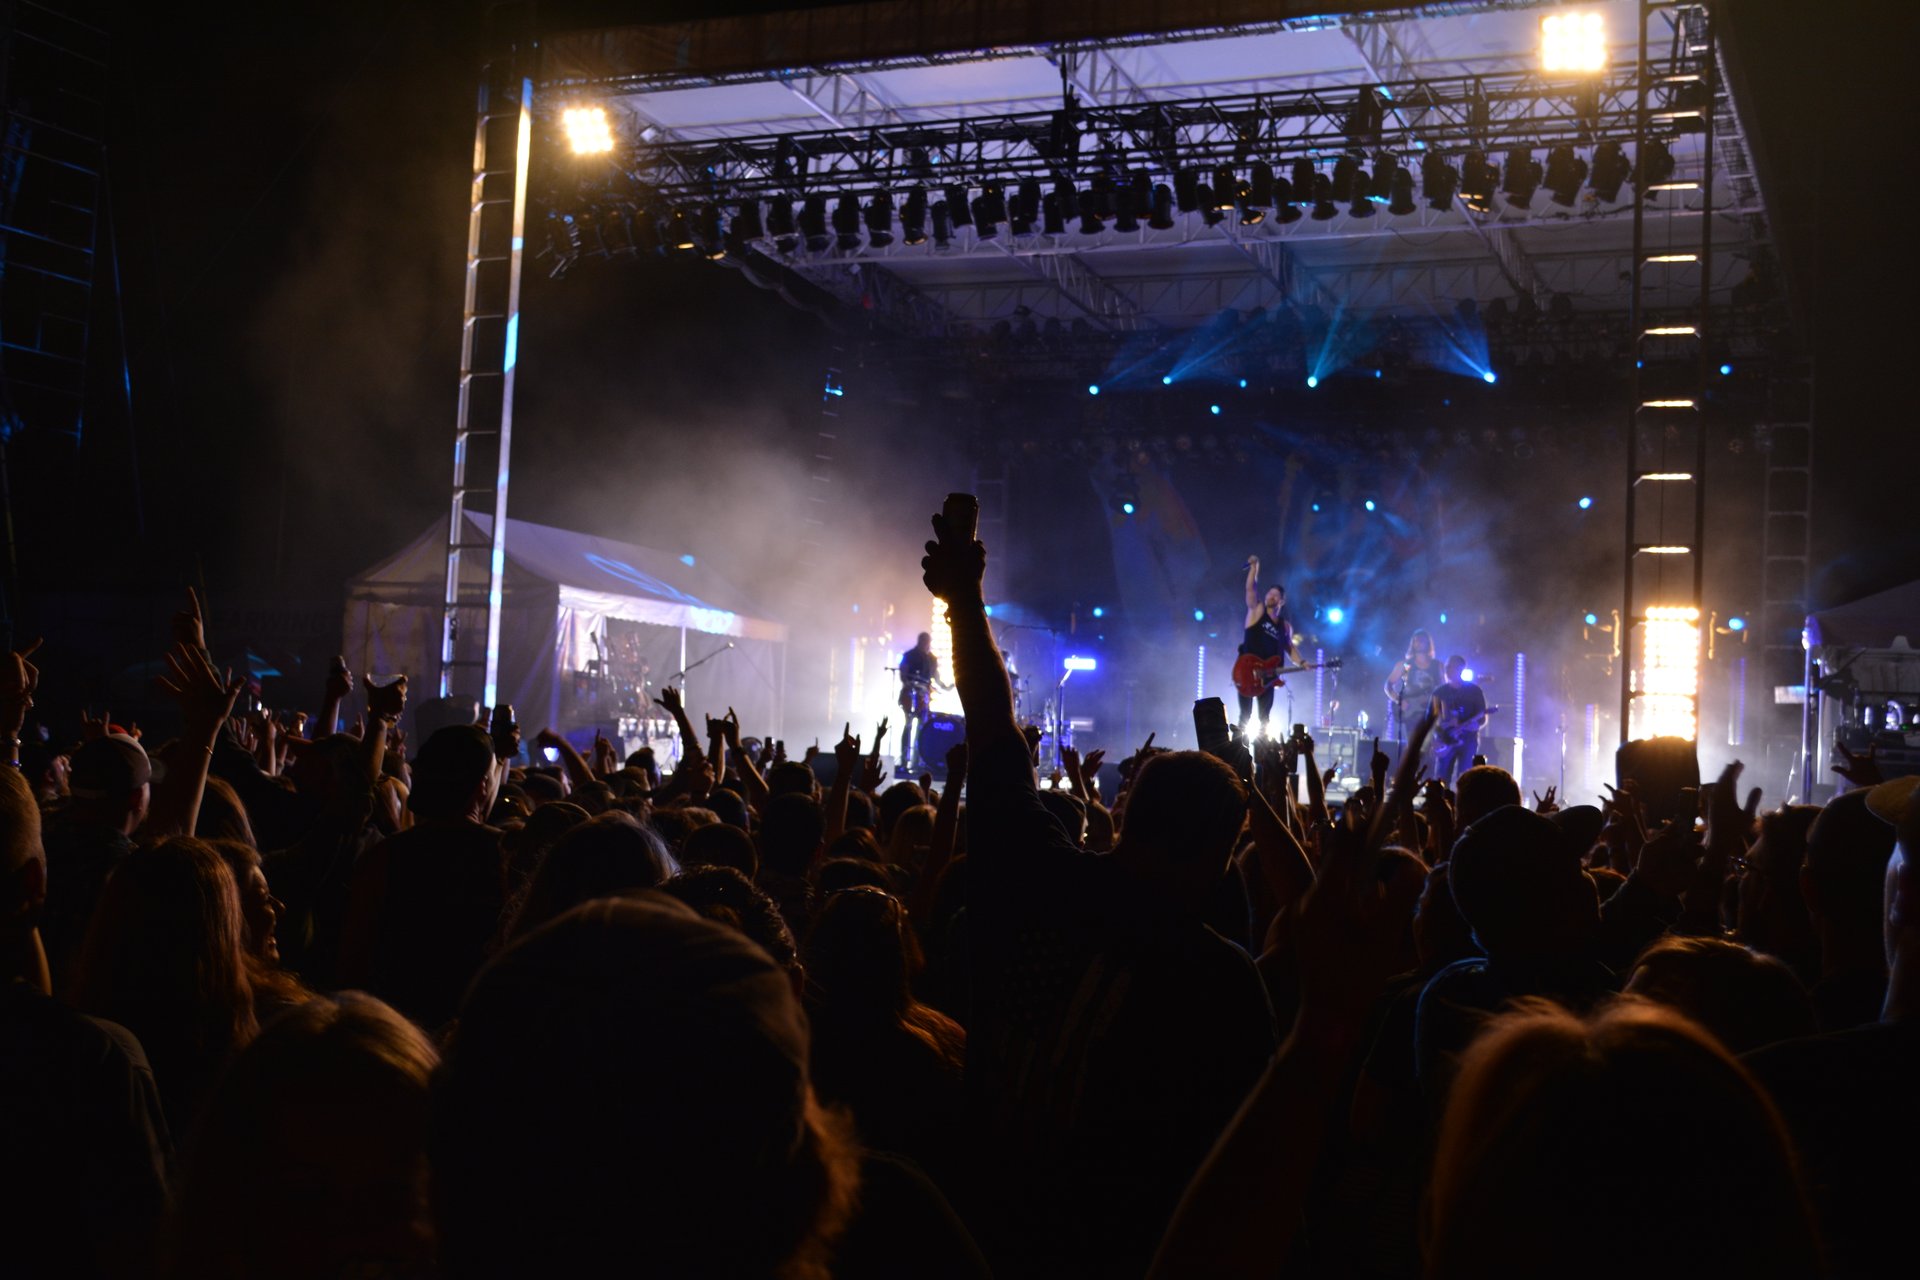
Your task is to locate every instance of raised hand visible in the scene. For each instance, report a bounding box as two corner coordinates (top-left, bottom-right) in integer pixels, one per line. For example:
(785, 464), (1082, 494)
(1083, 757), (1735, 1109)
(872, 717), (890, 750)
(365, 673), (407, 723)
(1060, 744), (1082, 774)
(922, 509), (987, 604)
(1532, 785), (1558, 814)
(1832, 741), (1882, 788)
(945, 740), (969, 784)
(858, 747), (887, 794)
(324, 658), (354, 701)
(593, 731), (618, 773)
(1296, 810), (1426, 1034)
(172, 587), (207, 652)
(833, 723), (861, 773)
(721, 708), (741, 748)
(80, 707), (112, 743)
(1369, 736), (1389, 797)
(489, 702), (521, 760)
(654, 685), (684, 715)
(1633, 819), (1702, 902)
(1082, 748), (1107, 778)
(534, 727), (565, 751)
(1021, 722), (1043, 764)
(154, 642), (245, 739)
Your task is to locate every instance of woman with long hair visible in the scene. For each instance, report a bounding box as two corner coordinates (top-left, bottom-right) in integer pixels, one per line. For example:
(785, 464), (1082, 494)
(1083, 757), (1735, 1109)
(208, 839), (310, 1022)
(71, 837), (259, 1134)
(1384, 628), (1442, 739)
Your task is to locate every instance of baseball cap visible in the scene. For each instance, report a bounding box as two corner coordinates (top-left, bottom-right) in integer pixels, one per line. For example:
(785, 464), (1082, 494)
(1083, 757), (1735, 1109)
(68, 733), (152, 804)
(1865, 774), (1920, 845)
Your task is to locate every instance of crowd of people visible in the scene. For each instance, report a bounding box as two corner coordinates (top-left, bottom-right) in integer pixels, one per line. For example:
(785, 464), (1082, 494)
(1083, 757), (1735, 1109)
(1, 502), (1915, 1278)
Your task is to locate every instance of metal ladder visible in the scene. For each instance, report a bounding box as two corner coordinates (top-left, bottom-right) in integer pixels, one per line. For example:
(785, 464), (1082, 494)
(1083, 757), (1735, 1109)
(1619, 0), (1716, 745)
(439, 53), (531, 704)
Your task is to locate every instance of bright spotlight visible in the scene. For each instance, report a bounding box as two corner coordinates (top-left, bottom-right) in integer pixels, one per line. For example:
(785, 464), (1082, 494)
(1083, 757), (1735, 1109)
(1311, 502), (1321, 513)
(1088, 383), (1101, 395)
(1192, 608), (1206, 622)
(1063, 655), (1098, 672)
(1728, 616), (1746, 631)
(1121, 501), (1135, 515)
(562, 105), (616, 155)
(1585, 612), (1599, 626)
(1482, 370), (1498, 384)
(1092, 606), (1105, 618)
(1719, 363), (1733, 376)
(1540, 10), (1607, 74)
(1632, 605), (1701, 740)
(1373, 369), (1382, 379)
(1209, 404), (1221, 415)
(1161, 374), (1173, 386)
(1326, 606), (1347, 625)
(1306, 375), (1319, 389)
(1578, 496), (1593, 510)
(1461, 666), (1476, 683)
(1364, 499), (1377, 512)
(1238, 378), (1248, 389)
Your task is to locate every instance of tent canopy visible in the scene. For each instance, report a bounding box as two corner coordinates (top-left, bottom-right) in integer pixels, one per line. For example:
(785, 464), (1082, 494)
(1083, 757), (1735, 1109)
(1806, 579), (1920, 652)
(348, 513), (787, 644)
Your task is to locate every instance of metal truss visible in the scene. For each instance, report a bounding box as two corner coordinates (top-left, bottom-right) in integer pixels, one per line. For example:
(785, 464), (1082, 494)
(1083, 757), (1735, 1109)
(578, 63), (1685, 203)
(780, 256), (962, 336)
(775, 68), (909, 132)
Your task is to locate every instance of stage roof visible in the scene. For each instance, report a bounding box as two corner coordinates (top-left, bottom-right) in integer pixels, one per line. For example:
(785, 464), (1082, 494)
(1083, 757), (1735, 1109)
(530, 0), (1781, 337)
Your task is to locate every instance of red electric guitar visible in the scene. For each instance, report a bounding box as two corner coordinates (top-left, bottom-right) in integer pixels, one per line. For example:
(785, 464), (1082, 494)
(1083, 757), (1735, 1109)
(1230, 655), (1340, 699)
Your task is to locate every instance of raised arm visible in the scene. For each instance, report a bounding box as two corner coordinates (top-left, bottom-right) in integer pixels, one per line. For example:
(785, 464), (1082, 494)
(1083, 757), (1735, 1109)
(914, 741), (968, 925)
(1243, 556), (1262, 626)
(653, 685), (703, 765)
(921, 508), (1019, 755)
(722, 711), (770, 813)
(361, 675), (406, 785)
(320, 657), (353, 737)
(144, 643), (244, 839)
(824, 723), (859, 844)
(535, 727), (597, 794)
(0, 639), (40, 769)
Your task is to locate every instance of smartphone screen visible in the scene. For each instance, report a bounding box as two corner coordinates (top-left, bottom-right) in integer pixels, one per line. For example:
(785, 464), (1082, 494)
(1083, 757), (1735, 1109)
(1194, 697), (1231, 759)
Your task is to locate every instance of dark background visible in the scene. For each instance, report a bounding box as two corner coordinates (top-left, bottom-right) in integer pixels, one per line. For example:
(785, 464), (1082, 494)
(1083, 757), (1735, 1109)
(8, 0), (1915, 753)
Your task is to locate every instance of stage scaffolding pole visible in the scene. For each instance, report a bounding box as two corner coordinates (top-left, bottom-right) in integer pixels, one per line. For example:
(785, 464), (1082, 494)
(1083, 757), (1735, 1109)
(440, 55), (532, 705)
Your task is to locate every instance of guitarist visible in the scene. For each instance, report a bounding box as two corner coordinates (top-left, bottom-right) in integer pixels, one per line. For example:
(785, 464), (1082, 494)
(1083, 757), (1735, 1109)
(1430, 655), (1489, 785)
(1236, 556), (1298, 735)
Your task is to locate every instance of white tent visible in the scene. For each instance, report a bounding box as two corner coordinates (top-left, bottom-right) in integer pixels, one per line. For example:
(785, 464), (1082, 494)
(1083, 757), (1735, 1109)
(344, 514), (787, 740)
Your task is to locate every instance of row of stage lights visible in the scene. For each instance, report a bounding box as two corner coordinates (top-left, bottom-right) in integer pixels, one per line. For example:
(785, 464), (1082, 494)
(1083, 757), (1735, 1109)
(556, 137), (1682, 262)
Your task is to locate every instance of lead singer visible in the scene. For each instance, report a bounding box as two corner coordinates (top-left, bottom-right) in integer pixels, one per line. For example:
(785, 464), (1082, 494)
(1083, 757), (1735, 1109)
(1237, 556), (1298, 734)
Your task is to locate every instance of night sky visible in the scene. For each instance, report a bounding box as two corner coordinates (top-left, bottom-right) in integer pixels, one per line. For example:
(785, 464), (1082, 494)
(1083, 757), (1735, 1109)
(12, 0), (1917, 711)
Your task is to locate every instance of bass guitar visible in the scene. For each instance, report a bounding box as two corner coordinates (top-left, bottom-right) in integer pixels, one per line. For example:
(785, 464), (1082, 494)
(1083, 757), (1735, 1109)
(1230, 655), (1341, 699)
(1433, 705), (1500, 749)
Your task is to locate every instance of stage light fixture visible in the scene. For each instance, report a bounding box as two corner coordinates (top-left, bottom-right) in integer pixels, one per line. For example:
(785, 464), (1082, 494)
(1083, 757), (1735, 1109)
(1114, 180), (1141, 233)
(832, 193), (862, 251)
(1195, 183), (1225, 226)
(1213, 165), (1243, 210)
(1422, 153), (1459, 210)
(731, 200), (764, 242)
(1541, 10), (1608, 74)
(1306, 374), (1319, 388)
(799, 195), (829, 251)
(1326, 606), (1346, 625)
(1635, 139), (1676, 191)
(1193, 609), (1206, 622)
(1368, 154), (1399, 201)
(695, 205), (726, 259)
(1269, 173), (1301, 223)
(1210, 404), (1220, 415)
(562, 105), (615, 155)
(1175, 169), (1202, 213)
(1290, 158), (1316, 202)
(1349, 182), (1375, 219)
(1074, 191), (1104, 236)
(1388, 168), (1417, 215)
(1043, 192), (1067, 236)
(1545, 145), (1588, 206)
(1012, 178), (1042, 234)
(944, 183), (972, 225)
(1092, 606), (1105, 618)
(1122, 502), (1135, 515)
(1238, 378), (1248, 388)
(1331, 155), (1359, 202)
(1310, 174), (1338, 221)
(978, 182), (1008, 225)
(930, 200), (952, 250)
(1503, 148), (1542, 208)
(1247, 160), (1274, 208)
(1461, 151), (1497, 212)
(1727, 616), (1746, 631)
(900, 187), (928, 245)
(1364, 499), (1376, 512)
(1585, 612), (1600, 626)
(864, 191), (894, 248)
(1461, 666), (1476, 684)
(1720, 363), (1733, 376)
(1088, 384), (1100, 395)
(666, 209), (695, 251)
(1482, 370), (1498, 384)
(1148, 183), (1176, 230)
(1578, 495), (1593, 509)
(1161, 374), (1173, 385)
(1632, 605), (1701, 740)
(1588, 141), (1630, 201)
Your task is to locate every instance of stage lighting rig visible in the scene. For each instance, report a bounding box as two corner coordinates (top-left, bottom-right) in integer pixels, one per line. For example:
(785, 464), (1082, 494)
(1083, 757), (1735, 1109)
(1388, 168), (1416, 216)
(1198, 182), (1225, 226)
(695, 206), (726, 259)
(1148, 183), (1176, 230)
(1175, 169), (1202, 213)
(1588, 141), (1630, 201)
(1077, 190), (1104, 236)
(944, 183), (972, 225)
(665, 209), (695, 251)
(1368, 154), (1400, 202)
(1460, 151), (1498, 213)
(1421, 153), (1458, 210)
(561, 105), (615, 155)
(1331, 155), (1360, 202)
(1043, 192), (1067, 235)
(799, 195), (828, 252)
(1540, 10), (1608, 74)
(1309, 174), (1338, 221)
(1503, 148), (1542, 209)
(1012, 178), (1042, 234)
(1213, 164), (1243, 210)
(1544, 145), (1588, 206)
(900, 187), (928, 245)
(930, 199), (952, 249)
(1634, 139), (1676, 191)
(833, 193), (862, 251)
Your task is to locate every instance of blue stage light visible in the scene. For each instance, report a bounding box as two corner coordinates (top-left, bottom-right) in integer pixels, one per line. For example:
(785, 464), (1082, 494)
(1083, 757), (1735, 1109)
(1238, 378), (1248, 388)
(1578, 496), (1593, 509)
(1482, 370), (1498, 384)
(1728, 616), (1746, 631)
(1306, 375), (1319, 388)
(1088, 383), (1100, 395)
(1720, 363), (1733, 376)
(1461, 666), (1476, 683)
(1311, 502), (1321, 513)
(1210, 404), (1221, 415)
(1161, 374), (1173, 385)
(1439, 612), (1449, 624)
(1585, 612), (1599, 626)
(1121, 501), (1135, 515)
(1326, 606), (1346, 625)
(679, 553), (696, 566)
(1193, 608), (1206, 622)
(1373, 369), (1382, 379)
(1364, 499), (1377, 512)
(1064, 655), (1097, 672)
(1092, 606), (1105, 618)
